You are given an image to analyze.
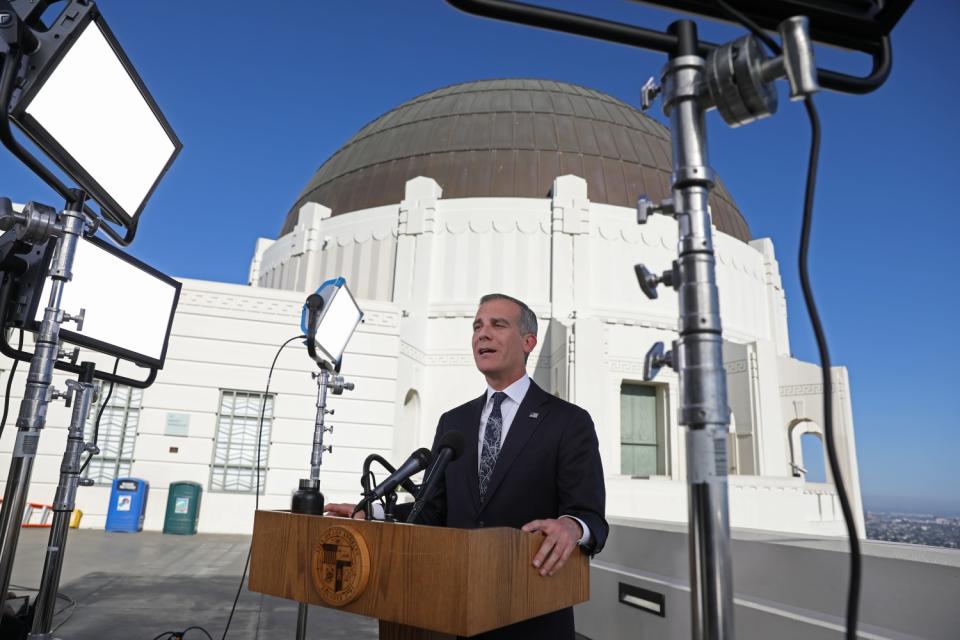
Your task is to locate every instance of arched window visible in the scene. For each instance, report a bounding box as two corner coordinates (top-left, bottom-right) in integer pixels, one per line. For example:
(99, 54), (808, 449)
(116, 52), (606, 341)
(800, 432), (826, 483)
(788, 420), (826, 482)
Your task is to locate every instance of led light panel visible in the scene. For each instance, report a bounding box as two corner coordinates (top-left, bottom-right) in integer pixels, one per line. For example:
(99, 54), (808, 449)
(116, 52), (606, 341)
(33, 236), (180, 368)
(301, 279), (364, 367)
(11, 15), (181, 229)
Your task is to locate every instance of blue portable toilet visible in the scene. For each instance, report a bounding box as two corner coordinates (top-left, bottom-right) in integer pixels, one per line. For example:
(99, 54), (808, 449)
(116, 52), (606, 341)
(105, 477), (149, 532)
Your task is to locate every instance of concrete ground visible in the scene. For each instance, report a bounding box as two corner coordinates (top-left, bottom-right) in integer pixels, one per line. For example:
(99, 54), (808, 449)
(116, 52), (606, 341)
(8, 528), (379, 639)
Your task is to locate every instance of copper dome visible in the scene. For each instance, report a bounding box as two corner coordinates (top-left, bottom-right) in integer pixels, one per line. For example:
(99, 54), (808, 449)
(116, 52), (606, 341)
(283, 79), (750, 242)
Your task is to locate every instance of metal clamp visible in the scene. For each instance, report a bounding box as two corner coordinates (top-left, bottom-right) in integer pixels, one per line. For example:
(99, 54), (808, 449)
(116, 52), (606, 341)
(637, 196), (675, 225)
(705, 16), (818, 128)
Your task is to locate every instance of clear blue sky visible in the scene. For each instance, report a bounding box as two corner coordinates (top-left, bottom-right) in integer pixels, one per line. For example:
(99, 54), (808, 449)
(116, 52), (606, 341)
(2, 1), (957, 514)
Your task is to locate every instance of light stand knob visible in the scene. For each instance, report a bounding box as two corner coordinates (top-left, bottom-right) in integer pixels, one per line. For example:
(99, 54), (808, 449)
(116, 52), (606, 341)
(637, 196), (675, 225)
(643, 342), (674, 381)
(635, 261), (678, 300)
(640, 76), (661, 111)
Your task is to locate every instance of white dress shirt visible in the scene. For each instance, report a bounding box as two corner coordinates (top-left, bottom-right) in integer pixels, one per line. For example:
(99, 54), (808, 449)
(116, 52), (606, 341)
(480, 374), (592, 546)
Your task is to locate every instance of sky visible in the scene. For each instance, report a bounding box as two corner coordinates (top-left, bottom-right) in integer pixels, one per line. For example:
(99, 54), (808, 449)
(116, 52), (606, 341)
(1, 1), (957, 514)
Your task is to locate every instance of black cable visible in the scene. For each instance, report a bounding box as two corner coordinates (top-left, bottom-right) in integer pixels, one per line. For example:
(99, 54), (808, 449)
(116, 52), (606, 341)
(797, 96), (861, 640)
(220, 334), (305, 640)
(79, 358), (120, 475)
(715, 4), (863, 637)
(0, 328), (24, 439)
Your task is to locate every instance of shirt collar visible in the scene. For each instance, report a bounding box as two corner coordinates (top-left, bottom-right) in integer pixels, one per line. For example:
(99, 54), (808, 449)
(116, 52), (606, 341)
(486, 374), (530, 406)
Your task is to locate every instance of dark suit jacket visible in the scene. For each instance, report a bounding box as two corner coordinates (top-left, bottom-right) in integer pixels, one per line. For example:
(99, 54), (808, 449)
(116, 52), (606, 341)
(401, 380), (608, 639)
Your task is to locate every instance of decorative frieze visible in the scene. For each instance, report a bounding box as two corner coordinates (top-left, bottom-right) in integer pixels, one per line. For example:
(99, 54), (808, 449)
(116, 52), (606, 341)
(779, 382), (846, 397)
(724, 360), (748, 374)
(179, 291), (302, 317)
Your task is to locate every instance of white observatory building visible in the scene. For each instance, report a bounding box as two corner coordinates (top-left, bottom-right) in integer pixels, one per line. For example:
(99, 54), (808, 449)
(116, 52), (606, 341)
(0, 79), (862, 538)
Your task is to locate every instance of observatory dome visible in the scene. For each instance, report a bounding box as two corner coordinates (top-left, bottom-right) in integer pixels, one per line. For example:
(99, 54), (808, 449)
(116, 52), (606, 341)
(283, 79), (750, 242)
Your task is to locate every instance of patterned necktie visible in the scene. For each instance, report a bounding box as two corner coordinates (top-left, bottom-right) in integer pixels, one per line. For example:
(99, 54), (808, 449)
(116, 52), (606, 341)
(479, 391), (507, 500)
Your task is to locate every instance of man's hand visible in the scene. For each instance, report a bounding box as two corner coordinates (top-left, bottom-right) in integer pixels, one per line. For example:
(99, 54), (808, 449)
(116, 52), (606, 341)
(323, 503), (365, 519)
(522, 517), (583, 577)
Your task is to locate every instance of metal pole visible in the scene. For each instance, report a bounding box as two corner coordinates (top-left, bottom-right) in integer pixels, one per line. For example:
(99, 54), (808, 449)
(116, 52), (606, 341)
(661, 20), (735, 640)
(29, 362), (98, 639)
(291, 369), (332, 640)
(296, 602), (309, 640)
(310, 369), (331, 481)
(0, 197), (86, 614)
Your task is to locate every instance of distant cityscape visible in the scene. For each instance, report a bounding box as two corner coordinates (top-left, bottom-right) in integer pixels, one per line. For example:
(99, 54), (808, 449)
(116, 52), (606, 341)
(865, 511), (960, 549)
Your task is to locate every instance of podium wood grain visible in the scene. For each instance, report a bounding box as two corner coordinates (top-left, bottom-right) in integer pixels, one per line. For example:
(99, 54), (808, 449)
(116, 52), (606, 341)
(248, 510), (589, 638)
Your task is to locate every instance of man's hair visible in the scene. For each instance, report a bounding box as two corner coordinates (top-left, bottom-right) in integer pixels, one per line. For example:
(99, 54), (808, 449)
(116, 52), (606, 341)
(478, 293), (538, 338)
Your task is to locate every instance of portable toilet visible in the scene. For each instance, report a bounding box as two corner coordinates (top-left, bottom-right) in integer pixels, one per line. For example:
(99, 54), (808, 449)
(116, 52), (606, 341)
(105, 478), (149, 532)
(163, 481), (202, 535)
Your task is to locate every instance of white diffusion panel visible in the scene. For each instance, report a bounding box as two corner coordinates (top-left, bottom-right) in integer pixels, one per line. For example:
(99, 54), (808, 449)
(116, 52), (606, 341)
(315, 286), (362, 365)
(25, 21), (177, 217)
(35, 238), (178, 364)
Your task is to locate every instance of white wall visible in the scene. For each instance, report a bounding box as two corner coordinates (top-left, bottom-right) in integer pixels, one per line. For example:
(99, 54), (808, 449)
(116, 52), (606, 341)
(244, 175), (862, 536)
(0, 280), (401, 534)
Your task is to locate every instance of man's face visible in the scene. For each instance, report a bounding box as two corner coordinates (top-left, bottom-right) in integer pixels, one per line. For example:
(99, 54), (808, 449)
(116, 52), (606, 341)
(472, 298), (536, 382)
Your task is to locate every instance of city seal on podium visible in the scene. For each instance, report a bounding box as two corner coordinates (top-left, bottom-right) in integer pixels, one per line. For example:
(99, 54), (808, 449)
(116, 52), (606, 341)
(312, 524), (370, 606)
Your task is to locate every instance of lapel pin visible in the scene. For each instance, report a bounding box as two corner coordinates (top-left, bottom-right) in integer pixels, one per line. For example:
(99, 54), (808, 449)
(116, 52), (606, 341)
(529, 412), (539, 419)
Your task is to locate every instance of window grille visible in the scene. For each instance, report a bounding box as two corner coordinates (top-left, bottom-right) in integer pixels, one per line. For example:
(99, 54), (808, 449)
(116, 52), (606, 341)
(83, 385), (142, 484)
(210, 390), (274, 493)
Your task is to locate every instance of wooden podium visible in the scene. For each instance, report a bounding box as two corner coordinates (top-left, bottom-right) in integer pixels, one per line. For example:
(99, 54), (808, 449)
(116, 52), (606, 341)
(248, 511), (589, 638)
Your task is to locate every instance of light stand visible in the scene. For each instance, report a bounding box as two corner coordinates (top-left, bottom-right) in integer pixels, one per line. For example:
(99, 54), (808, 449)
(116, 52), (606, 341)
(291, 369), (354, 640)
(291, 285), (359, 640)
(0, 192), (92, 612)
(636, 18), (818, 640)
(28, 360), (98, 639)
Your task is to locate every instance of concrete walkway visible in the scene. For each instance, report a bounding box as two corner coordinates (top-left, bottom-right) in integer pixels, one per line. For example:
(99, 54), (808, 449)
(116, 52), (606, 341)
(8, 528), (378, 639)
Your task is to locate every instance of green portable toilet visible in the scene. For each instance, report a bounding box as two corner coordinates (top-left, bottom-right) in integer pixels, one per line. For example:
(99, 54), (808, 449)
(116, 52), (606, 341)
(163, 481), (202, 535)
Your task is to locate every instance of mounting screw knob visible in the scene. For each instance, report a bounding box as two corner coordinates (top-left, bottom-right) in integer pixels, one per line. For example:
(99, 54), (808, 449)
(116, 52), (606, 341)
(637, 196), (675, 225)
(640, 77), (661, 111)
(635, 264), (660, 300)
(79, 478), (95, 487)
(635, 261), (679, 300)
(63, 308), (85, 332)
(637, 196), (654, 225)
(324, 425), (334, 434)
(324, 445), (333, 454)
(643, 342), (674, 381)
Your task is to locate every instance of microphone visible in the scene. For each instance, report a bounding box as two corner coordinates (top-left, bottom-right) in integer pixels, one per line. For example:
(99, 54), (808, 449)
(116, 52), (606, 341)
(361, 453), (420, 497)
(355, 448), (432, 514)
(406, 431), (466, 524)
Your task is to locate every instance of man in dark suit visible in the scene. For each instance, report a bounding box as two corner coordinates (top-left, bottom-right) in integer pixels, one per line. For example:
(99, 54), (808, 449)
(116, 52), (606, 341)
(326, 293), (607, 639)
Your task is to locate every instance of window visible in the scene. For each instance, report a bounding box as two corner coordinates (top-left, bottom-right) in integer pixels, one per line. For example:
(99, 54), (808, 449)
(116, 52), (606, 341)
(210, 390), (274, 493)
(620, 383), (667, 477)
(799, 432), (826, 482)
(83, 385), (141, 485)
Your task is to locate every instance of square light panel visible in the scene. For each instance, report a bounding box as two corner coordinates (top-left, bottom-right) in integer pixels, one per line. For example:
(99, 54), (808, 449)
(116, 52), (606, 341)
(32, 235), (181, 368)
(11, 8), (181, 230)
(301, 278), (364, 367)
